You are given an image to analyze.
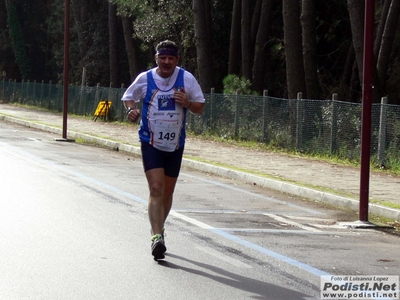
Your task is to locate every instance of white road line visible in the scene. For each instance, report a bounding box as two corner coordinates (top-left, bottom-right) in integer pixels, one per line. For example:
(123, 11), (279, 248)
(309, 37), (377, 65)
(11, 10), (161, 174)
(286, 216), (336, 223)
(170, 210), (214, 229)
(216, 228), (357, 235)
(263, 213), (321, 232)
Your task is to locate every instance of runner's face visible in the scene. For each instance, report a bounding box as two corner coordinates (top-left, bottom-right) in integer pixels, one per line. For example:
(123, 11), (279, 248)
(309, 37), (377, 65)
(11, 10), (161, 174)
(155, 55), (179, 78)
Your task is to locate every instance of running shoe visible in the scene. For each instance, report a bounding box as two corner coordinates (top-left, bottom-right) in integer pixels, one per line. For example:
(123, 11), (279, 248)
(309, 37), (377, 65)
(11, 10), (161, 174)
(151, 234), (166, 261)
(151, 227), (166, 242)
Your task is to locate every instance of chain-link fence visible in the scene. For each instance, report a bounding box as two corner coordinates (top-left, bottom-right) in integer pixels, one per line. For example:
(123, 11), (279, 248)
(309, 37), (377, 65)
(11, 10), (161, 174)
(0, 80), (127, 121)
(2, 79), (400, 166)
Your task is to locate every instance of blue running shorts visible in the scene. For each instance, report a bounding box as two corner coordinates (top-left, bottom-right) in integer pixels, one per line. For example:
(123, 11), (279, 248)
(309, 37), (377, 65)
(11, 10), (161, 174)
(140, 142), (184, 178)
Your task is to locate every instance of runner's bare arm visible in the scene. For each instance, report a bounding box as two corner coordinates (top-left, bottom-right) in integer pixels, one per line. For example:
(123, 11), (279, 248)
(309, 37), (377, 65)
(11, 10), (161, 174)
(124, 100), (140, 123)
(173, 90), (204, 114)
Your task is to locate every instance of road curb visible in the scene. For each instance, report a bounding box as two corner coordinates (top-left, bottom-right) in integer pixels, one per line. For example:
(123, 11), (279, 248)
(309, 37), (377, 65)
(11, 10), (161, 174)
(2, 114), (399, 222)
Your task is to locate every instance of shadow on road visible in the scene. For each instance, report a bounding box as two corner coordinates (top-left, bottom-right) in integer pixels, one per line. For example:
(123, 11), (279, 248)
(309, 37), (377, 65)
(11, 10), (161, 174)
(157, 253), (315, 300)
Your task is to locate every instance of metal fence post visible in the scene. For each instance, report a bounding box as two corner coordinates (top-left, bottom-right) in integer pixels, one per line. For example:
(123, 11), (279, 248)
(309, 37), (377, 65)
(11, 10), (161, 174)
(330, 93), (338, 154)
(21, 79), (25, 103)
(2, 71), (5, 98)
(27, 80), (30, 103)
(94, 83), (100, 113)
(84, 82), (91, 116)
(262, 90), (269, 143)
(7, 79), (11, 100)
(7, 78), (10, 99)
(48, 80), (52, 109)
(57, 81), (63, 111)
(33, 80), (37, 105)
(234, 89), (240, 138)
(210, 87), (214, 131)
(40, 80), (44, 105)
(296, 92), (303, 150)
(26, 80), (30, 103)
(119, 84), (125, 121)
(12, 79), (16, 102)
(378, 96), (388, 166)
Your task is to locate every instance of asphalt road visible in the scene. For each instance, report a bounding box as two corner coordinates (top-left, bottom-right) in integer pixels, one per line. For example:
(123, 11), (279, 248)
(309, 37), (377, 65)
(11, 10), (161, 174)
(0, 122), (399, 300)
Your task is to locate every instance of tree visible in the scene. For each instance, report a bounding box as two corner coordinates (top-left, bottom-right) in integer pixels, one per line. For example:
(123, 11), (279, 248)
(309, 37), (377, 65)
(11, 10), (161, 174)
(111, 0), (146, 82)
(283, 0), (306, 99)
(121, 16), (142, 82)
(338, 43), (356, 101)
(241, 0), (252, 80)
(376, 0), (400, 93)
(0, 0), (17, 78)
(4, 0), (400, 104)
(252, 0), (273, 93)
(193, 0), (214, 92)
(228, 0), (241, 75)
(346, 0), (397, 103)
(250, 0), (262, 48)
(210, 0), (234, 91)
(4, 0), (31, 79)
(109, 1), (119, 87)
(301, 0), (319, 99)
(112, 0), (197, 84)
(374, 0), (391, 58)
(69, 0), (110, 85)
(346, 0), (364, 91)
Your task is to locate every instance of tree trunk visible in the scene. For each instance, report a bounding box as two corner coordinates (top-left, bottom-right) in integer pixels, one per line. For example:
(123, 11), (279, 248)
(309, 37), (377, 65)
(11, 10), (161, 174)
(252, 0), (274, 93)
(228, 0), (241, 75)
(374, 0), (391, 58)
(241, 0), (252, 80)
(204, 0), (213, 43)
(301, 0), (319, 100)
(71, 1), (89, 61)
(347, 0), (365, 84)
(193, 0), (214, 92)
(377, 0), (400, 92)
(283, 0), (306, 99)
(121, 17), (141, 82)
(251, 0), (263, 47)
(109, 2), (119, 87)
(338, 42), (356, 101)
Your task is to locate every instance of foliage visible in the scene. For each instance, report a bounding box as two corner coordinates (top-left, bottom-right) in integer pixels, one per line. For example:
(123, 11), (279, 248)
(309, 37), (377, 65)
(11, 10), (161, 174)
(111, 0), (196, 72)
(5, 2), (31, 79)
(2, 0), (400, 104)
(2, 0), (56, 80)
(222, 74), (258, 95)
(45, 0), (65, 81)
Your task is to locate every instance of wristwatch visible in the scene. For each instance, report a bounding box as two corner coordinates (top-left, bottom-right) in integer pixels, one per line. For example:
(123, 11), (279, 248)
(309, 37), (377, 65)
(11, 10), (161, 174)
(126, 107), (133, 114)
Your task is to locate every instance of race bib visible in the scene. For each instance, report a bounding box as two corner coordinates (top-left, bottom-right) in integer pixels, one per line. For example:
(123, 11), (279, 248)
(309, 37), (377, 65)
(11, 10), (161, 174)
(153, 119), (180, 147)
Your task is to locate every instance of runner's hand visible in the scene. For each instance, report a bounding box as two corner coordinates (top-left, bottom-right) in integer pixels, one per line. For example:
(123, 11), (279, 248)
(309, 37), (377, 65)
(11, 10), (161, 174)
(174, 88), (191, 109)
(127, 109), (140, 123)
